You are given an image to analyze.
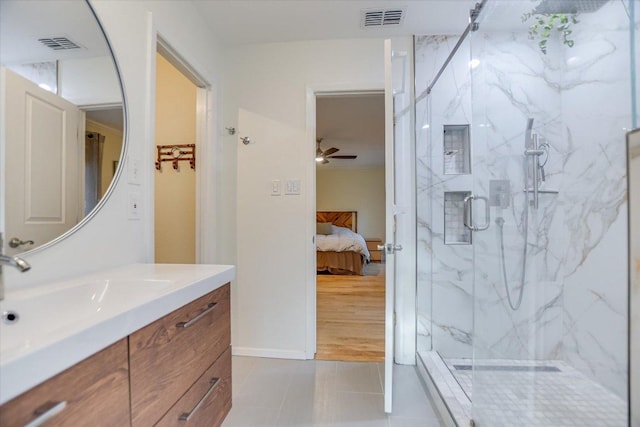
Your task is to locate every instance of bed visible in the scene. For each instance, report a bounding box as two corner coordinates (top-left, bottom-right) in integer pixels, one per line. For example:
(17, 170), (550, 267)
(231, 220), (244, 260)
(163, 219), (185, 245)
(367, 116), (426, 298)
(316, 211), (370, 275)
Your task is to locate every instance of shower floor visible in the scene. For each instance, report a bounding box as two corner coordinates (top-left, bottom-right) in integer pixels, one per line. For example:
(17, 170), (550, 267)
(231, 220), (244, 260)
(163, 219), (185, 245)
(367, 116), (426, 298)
(418, 351), (627, 426)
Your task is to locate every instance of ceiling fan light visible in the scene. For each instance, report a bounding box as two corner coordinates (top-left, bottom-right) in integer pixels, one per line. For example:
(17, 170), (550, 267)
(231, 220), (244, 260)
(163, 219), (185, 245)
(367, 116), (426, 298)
(315, 156), (324, 162)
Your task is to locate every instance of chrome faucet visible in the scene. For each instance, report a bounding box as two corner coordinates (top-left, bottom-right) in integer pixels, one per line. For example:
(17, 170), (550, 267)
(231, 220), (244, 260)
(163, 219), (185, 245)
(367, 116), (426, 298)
(0, 254), (31, 272)
(0, 254), (31, 301)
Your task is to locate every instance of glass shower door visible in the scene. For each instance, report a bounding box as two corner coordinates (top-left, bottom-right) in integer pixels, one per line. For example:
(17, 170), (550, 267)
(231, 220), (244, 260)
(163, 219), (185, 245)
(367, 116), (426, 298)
(467, 6), (560, 420)
(468, 1), (631, 425)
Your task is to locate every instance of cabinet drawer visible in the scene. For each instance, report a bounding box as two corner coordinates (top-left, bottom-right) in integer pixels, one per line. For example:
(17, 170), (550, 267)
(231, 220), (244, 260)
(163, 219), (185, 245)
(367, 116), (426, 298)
(130, 284), (231, 427)
(156, 347), (232, 427)
(0, 339), (130, 427)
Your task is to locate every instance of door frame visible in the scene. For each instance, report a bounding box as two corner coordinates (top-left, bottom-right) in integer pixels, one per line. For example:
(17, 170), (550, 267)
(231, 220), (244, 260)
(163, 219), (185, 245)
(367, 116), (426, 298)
(304, 82), (385, 359)
(304, 66), (417, 364)
(151, 34), (216, 263)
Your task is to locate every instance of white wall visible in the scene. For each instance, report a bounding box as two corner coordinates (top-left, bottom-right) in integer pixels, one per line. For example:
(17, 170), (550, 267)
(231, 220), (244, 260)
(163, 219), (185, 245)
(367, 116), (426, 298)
(227, 38), (386, 357)
(4, 0), (230, 290)
(316, 168), (385, 239)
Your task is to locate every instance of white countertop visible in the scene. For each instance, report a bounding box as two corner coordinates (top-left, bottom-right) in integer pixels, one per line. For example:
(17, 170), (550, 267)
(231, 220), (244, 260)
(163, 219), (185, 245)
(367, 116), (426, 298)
(0, 263), (235, 405)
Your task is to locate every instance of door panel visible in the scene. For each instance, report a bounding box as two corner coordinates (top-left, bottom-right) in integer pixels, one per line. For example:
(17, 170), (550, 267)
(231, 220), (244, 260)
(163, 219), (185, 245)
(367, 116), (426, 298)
(383, 37), (416, 414)
(2, 67), (82, 255)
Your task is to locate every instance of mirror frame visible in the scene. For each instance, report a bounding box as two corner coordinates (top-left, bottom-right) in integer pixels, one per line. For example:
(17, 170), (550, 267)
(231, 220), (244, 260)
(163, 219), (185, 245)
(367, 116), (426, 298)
(8, 0), (129, 256)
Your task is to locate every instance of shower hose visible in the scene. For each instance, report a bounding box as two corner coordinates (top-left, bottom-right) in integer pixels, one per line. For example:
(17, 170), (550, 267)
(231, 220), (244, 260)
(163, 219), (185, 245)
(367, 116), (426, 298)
(496, 160), (530, 311)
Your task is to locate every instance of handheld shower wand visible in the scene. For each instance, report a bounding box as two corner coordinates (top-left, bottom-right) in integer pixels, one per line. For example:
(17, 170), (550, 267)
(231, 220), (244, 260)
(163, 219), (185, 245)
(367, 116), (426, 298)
(498, 118), (535, 311)
(525, 118), (534, 148)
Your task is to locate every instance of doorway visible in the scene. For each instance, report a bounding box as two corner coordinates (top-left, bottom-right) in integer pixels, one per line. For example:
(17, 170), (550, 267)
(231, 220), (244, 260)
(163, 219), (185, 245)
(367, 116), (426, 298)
(314, 92), (386, 362)
(153, 40), (209, 264)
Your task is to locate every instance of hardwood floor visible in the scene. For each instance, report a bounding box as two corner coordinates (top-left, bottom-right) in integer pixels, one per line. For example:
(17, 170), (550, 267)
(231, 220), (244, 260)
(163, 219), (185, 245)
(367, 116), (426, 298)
(315, 262), (385, 362)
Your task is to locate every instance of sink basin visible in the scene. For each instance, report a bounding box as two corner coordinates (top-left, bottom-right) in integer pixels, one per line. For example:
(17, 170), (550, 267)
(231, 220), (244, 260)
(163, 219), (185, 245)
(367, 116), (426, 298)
(0, 278), (174, 354)
(0, 262), (235, 406)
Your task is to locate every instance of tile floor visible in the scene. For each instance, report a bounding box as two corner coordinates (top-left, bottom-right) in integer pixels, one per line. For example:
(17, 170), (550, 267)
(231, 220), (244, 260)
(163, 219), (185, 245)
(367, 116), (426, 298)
(445, 358), (627, 426)
(222, 356), (444, 427)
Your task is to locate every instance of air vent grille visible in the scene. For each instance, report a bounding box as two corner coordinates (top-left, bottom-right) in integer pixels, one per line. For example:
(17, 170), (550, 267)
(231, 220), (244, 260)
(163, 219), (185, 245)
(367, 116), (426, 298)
(361, 8), (405, 27)
(38, 37), (81, 51)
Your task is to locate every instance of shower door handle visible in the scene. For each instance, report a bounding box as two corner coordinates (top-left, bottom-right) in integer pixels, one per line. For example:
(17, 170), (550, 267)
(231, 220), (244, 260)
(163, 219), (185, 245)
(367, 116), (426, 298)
(463, 194), (490, 232)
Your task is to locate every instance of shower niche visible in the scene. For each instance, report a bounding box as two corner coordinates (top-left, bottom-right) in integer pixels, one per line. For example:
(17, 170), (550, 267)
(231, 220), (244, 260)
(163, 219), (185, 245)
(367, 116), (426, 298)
(444, 191), (472, 245)
(443, 124), (470, 175)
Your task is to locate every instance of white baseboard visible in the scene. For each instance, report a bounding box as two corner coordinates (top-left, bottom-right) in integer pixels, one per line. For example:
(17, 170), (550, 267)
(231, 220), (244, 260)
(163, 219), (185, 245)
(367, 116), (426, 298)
(232, 346), (307, 360)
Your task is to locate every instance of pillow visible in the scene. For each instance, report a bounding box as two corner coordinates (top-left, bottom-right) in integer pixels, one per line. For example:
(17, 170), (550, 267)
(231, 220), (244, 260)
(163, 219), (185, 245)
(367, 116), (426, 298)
(316, 222), (333, 235)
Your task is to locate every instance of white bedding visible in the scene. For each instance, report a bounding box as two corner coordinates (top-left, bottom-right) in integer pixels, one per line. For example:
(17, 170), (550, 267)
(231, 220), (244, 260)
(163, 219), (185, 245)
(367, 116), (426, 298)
(316, 226), (370, 261)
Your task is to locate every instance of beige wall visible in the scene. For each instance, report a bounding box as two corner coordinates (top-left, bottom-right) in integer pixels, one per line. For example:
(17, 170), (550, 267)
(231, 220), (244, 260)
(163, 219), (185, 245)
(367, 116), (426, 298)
(316, 167), (385, 239)
(154, 53), (197, 263)
(85, 119), (123, 197)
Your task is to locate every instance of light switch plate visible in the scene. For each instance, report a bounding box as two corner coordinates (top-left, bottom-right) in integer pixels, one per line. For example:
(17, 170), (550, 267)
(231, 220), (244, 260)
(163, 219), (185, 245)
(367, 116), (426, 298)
(128, 157), (140, 185)
(271, 180), (281, 196)
(285, 179), (301, 195)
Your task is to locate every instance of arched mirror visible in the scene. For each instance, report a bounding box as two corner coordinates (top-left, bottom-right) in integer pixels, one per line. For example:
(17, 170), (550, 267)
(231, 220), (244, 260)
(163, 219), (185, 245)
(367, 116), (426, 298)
(0, 0), (126, 255)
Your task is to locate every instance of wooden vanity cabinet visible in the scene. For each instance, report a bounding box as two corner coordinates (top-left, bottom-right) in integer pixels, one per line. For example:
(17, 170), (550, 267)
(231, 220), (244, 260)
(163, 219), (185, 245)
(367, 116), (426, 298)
(0, 339), (130, 427)
(129, 283), (231, 427)
(0, 283), (232, 427)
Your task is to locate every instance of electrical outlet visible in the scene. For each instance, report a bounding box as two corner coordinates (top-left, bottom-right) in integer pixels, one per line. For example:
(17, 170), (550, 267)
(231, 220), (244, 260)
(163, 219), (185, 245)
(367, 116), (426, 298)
(128, 191), (141, 219)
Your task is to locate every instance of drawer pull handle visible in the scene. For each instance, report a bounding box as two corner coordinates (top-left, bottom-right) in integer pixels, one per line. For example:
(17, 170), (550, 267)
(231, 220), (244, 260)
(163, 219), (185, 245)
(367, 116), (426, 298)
(26, 401), (67, 427)
(176, 303), (217, 328)
(178, 377), (221, 422)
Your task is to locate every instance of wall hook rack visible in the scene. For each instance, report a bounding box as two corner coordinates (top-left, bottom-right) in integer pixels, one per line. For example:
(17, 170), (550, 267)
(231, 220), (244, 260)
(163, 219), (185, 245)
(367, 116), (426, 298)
(155, 144), (196, 171)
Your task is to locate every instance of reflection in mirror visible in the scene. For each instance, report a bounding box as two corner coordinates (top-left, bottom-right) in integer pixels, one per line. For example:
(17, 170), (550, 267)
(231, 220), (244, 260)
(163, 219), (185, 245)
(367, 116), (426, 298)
(0, 0), (125, 255)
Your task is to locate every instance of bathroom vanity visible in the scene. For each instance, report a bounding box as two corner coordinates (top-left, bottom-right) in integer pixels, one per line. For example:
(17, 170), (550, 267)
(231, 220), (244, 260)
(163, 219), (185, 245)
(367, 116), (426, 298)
(0, 264), (234, 426)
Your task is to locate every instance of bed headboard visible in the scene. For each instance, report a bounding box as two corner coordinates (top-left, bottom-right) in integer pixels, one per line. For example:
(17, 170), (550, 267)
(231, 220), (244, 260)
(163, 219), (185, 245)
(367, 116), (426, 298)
(316, 211), (357, 232)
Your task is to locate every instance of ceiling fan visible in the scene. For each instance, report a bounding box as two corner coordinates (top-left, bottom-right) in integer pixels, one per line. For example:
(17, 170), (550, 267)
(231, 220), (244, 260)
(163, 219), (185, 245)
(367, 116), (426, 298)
(315, 138), (357, 164)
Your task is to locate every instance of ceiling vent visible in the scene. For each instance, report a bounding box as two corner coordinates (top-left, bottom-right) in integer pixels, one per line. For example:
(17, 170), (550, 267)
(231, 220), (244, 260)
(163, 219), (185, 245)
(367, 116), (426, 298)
(38, 37), (81, 51)
(361, 8), (406, 28)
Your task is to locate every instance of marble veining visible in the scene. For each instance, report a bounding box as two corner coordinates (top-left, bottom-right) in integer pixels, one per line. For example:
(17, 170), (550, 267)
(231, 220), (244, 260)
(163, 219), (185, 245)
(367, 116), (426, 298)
(416, 0), (631, 405)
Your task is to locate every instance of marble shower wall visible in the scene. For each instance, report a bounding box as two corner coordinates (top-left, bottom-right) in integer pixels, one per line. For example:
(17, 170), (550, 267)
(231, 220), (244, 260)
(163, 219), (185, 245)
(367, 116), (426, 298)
(415, 35), (474, 358)
(416, 0), (631, 398)
(555, 0), (631, 398)
(470, 28), (565, 362)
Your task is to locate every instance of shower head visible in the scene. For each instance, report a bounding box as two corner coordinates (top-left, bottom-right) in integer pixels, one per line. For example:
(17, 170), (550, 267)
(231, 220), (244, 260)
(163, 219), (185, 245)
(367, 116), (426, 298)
(533, 0), (609, 14)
